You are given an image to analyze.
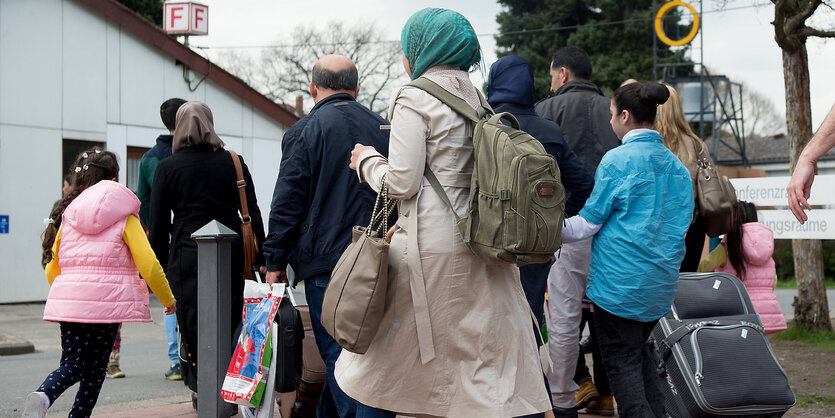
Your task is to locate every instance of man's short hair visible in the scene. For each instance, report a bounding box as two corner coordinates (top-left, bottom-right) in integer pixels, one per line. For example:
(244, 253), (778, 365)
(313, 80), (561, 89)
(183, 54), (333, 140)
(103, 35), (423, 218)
(551, 46), (593, 80)
(160, 98), (187, 132)
(312, 64), (358, 91)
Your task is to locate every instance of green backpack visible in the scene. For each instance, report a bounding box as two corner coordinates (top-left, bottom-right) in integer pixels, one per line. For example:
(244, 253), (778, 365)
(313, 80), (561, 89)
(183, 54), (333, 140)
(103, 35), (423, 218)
(409, 78), (566, 265)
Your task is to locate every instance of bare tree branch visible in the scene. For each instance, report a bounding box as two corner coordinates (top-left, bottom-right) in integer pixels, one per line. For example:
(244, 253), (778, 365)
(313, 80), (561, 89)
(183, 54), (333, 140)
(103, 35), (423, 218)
(786, 0), (823, 35)
(217, 21), (404, 115)
(798, 27), (835, 37)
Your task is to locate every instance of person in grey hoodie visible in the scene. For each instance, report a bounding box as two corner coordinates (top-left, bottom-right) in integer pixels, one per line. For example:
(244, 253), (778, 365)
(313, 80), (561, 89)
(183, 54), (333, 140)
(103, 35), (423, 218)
(486, 54), (593, 338)
(487, 55), (595, 416)
(534, 46), (620, 416)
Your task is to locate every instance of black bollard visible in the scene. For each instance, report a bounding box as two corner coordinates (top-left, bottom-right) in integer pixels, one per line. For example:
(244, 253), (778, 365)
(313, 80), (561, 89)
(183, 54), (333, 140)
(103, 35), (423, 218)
(192, 221), (237, 417)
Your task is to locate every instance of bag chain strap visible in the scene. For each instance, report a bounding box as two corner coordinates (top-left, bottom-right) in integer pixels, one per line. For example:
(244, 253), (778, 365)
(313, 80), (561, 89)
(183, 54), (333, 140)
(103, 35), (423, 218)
(366, 173), (397, 237)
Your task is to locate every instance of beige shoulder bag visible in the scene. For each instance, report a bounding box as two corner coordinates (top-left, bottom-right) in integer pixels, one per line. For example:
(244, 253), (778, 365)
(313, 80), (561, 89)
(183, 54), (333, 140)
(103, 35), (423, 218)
(321, 174), (396, 354)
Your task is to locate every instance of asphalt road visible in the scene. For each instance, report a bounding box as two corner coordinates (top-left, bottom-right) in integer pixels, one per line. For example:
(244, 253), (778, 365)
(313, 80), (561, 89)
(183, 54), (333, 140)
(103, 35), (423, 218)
(0, 286), (830, 417)
(775, 288), (835, 319)
(0, 300), (192, 417)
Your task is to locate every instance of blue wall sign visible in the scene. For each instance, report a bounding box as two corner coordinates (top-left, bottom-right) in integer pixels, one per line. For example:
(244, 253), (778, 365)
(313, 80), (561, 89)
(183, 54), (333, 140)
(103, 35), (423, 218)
(0, 215), (8, 234)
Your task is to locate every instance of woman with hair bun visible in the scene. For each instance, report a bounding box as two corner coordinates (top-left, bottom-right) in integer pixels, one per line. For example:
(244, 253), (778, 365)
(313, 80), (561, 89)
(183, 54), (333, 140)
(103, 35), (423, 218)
(560, 81), (694, 417)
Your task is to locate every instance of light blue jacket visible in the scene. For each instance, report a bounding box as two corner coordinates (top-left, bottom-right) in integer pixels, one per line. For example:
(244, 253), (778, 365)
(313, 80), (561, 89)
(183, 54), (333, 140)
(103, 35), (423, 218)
(580, 129), (693, 322)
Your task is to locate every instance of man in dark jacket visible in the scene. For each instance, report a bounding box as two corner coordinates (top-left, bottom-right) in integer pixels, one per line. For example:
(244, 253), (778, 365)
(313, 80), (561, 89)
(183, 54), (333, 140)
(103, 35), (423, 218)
(263, 55), (389, 418)
(136, 97), (185, 382)
(534, 46), (619, 417)
(486, 54), (593, 339)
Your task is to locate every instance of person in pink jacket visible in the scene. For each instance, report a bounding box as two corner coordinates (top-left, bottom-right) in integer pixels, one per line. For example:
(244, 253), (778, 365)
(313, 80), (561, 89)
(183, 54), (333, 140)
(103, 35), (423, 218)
(698, 201), (788, 334)
(23, 148), (176, 418)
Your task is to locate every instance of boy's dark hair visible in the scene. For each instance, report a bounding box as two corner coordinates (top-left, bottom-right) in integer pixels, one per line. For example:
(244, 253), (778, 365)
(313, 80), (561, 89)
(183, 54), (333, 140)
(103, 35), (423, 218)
(551, 46), (593, 80)
(42, 148), (120, 267)
(612, 81), (670, 125)
(160, 98), (187, 132)
(312, 64), (359, 91)
(726, 200), (759, 280)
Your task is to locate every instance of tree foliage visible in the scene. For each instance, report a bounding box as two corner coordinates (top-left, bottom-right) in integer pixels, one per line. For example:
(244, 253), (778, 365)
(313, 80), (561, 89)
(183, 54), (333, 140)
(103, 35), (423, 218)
(219, 22), (404, 115)
(495, 0), (692, 100)
(116, 0), (163, 26)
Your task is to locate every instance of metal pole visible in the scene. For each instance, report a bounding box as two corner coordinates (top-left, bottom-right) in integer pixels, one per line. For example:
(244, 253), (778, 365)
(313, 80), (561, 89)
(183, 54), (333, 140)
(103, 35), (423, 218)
(653, 0), (658, 81)
(192, 221), (237, 417)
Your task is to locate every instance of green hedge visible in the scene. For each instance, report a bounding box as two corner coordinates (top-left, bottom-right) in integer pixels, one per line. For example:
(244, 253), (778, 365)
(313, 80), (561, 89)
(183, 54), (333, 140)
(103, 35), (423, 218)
(773, 240), (835, 282)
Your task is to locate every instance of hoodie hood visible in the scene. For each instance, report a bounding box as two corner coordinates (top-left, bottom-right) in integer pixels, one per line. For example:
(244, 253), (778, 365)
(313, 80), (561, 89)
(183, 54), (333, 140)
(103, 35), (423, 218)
(741, 222), (774, 266)
(63, 180), (140, 235)
(486, 55), (535, 108)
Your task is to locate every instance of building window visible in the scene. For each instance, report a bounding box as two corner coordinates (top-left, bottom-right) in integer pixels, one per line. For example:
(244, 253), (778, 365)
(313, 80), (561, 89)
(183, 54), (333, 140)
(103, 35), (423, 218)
(127, 147), (150, 193)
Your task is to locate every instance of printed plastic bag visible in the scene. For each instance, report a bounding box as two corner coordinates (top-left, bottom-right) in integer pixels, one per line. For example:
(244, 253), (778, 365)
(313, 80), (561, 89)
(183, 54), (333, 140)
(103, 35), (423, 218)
(221, 291), (282, 407)
(240, 322), (278, 418)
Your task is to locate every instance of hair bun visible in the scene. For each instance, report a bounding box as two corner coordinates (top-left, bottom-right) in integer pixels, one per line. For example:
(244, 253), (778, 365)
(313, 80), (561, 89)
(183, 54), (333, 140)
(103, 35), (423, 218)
(639, 82), (670, 105)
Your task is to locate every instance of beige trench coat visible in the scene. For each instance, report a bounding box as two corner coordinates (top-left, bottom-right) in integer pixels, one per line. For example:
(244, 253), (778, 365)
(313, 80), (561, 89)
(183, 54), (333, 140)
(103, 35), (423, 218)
(334, 68), (551, 417)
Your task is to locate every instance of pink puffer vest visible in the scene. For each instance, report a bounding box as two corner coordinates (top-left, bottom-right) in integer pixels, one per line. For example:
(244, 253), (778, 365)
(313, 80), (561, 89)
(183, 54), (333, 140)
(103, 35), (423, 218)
(717, 222), (787, 334)
(43, 180), (152, 323)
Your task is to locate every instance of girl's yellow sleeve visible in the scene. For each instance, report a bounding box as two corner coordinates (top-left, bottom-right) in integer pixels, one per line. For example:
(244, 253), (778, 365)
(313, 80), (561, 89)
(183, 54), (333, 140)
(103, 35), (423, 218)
(45, 226), (62, 286)
(697, 243), (728, 273)
(123, 214), (175, 307)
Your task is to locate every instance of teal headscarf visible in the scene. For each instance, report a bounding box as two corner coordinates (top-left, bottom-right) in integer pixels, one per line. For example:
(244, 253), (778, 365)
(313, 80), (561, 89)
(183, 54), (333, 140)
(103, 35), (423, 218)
(401, 8), (481, 80)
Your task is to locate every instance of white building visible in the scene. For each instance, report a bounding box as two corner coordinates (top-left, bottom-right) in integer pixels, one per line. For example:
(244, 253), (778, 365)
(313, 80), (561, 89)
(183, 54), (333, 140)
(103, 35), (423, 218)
(0, 0), (299, 303)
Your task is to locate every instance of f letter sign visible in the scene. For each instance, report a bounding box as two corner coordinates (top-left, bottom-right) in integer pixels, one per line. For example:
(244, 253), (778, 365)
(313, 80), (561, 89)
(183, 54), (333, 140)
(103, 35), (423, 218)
(163, 2), (208, 36)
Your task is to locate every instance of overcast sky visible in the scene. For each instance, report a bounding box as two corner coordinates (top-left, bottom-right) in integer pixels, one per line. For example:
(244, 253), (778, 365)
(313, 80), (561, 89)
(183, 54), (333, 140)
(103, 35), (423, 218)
(185, 0), (835, 129)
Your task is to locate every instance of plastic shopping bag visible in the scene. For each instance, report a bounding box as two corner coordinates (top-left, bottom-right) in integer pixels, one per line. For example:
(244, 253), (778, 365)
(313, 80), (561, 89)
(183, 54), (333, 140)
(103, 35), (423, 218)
(221, 291), (282, 407)
(240, 322), (278, 418)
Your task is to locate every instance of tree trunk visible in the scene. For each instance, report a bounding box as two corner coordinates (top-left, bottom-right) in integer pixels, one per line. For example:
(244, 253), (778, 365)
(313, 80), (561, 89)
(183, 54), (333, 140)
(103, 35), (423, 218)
(783, 45), (833, 331)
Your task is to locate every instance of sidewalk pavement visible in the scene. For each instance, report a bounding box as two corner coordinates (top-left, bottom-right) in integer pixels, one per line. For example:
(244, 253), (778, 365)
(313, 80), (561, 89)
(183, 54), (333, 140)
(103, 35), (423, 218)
(0, 287), (831, 416)
(0, 286), (307, 417)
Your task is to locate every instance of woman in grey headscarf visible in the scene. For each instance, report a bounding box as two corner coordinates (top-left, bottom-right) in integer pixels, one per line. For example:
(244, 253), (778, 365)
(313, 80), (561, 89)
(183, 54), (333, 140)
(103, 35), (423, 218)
(149, 101), (266, 397)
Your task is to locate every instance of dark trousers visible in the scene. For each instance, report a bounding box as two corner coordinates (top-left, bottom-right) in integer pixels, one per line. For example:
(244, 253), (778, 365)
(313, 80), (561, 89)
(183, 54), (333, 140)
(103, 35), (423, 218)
(593, 304), (664, 418)
(304, 273), (358, 418)
(37, 322), (120, 418)
(680, 216), (706, 272)
(574, 307), (612, 396)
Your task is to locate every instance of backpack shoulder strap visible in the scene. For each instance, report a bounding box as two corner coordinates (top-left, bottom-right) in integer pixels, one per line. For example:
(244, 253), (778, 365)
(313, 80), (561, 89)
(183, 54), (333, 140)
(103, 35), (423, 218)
(408, 78), (488, 122)
(423, 163), (462, 221)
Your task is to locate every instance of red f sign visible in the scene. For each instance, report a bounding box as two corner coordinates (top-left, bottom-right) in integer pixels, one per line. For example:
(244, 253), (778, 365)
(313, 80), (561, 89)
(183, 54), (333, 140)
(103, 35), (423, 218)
(163, 2), (208, 36)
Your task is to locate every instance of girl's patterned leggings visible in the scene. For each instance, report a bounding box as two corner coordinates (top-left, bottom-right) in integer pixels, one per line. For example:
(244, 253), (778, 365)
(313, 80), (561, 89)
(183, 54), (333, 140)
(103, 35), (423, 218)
(37, 322), (120, 418)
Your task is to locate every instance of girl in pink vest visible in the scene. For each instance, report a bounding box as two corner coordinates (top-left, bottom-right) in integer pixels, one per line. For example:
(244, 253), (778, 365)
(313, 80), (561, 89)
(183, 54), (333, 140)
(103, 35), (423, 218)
(23, 148), (176, 418)
(698, 201), (788, 334)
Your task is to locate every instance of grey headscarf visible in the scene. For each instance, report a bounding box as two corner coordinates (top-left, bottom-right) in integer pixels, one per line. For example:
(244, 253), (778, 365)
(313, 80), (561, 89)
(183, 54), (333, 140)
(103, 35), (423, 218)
(172, 101), (225, 153)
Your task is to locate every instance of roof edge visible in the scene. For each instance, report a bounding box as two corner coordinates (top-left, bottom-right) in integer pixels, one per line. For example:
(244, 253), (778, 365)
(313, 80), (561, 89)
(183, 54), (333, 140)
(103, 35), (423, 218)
(75, 0), (299, 128)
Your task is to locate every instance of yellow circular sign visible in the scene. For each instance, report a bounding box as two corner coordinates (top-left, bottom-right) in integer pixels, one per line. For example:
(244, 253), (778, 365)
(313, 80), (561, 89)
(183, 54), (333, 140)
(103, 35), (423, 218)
(655, 0), (700, 47)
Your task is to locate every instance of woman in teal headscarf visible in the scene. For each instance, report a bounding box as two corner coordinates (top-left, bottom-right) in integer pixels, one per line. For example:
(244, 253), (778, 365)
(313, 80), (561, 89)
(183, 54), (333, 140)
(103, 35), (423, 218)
(337, 8), (552, 418)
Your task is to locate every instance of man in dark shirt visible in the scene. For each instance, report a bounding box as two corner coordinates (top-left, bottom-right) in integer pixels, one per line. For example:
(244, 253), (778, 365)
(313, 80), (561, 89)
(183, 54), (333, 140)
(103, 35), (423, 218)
(486, 54), (593, 341)
(535, 46), (620, 417)
(136, 98), (185, 381)
(262, 55), (390, 418)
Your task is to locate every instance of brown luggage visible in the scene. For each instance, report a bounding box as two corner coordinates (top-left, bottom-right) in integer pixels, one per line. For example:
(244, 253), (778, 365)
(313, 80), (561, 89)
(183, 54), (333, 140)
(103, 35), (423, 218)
(291, 306), (326, 418)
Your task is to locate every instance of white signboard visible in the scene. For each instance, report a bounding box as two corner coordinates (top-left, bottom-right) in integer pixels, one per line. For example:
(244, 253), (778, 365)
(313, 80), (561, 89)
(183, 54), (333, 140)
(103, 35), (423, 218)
(163, 2), (208, 36)
(728, 175), (835, 239)
(729, 175), (835, 207)
(758, 210), (835, 240)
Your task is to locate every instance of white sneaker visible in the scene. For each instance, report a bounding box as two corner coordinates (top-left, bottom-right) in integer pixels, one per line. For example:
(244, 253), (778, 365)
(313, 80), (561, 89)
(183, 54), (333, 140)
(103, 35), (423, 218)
(22, 391), (49, 418)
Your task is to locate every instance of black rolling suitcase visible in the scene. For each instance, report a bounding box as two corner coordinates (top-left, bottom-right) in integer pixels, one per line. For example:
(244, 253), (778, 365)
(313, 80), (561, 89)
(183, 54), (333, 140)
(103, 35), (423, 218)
(651, 272), (795, 417)
(274, 294), (304, 393)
